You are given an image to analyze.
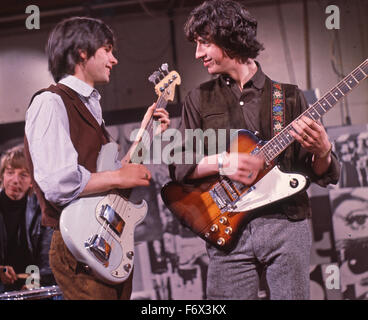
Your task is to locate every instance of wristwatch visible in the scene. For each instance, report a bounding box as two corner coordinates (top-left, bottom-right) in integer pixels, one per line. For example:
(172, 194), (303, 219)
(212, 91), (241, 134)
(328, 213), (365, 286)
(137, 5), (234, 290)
(218, 152), (226, 175)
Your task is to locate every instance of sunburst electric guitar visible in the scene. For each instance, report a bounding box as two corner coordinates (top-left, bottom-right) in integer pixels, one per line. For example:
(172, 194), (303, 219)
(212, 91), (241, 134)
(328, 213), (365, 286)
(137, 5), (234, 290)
(161, 59), (368, 251)
(60, 64), (180, 284)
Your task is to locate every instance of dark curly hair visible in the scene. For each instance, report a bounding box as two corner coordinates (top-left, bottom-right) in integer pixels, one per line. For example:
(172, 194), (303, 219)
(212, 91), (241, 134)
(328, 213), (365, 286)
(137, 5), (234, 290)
(184, 0), (264, 62)
(47, 16), (116, 82)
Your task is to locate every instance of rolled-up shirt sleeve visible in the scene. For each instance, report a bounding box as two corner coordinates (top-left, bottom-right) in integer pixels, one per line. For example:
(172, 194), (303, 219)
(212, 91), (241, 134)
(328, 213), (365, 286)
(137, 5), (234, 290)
(25, 92), (90, 206)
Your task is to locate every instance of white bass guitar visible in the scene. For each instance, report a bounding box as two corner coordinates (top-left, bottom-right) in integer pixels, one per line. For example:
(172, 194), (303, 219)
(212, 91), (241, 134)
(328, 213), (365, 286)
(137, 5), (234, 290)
(60, 64), (180, 284)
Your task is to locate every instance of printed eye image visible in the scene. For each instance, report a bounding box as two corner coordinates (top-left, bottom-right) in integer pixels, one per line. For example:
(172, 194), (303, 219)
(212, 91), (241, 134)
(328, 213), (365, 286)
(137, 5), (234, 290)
(337, 202), (368, 231)
(331, 188), (368, 240)
(330, 187), (368, 299)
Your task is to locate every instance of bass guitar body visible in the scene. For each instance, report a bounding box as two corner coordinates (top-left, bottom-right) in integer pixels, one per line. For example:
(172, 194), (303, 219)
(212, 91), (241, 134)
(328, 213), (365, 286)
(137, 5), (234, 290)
(60, 142), (147, 284)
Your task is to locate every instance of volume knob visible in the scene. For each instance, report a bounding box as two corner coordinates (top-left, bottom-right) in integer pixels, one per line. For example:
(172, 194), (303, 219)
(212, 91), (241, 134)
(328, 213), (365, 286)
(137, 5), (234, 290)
(217, 238), (225, 246)
(224, 227), (232, 235)
(124, 264), (132, 272)
(219, 217), (228, 224)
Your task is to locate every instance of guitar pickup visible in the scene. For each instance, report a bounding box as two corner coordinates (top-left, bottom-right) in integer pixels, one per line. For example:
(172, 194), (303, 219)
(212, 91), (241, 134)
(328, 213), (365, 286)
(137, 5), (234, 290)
(99, 204), (125, 236)
(85, 234), (111, 265)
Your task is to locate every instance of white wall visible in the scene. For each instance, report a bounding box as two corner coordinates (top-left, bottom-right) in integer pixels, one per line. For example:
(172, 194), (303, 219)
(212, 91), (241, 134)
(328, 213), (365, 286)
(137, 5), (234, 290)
(0, 0), (367, 127)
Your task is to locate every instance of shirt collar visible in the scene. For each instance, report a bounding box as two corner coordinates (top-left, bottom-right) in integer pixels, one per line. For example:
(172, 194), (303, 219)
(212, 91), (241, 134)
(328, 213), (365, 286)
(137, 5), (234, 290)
(59, 75), (101, 100)
(221, 61), (266, 90)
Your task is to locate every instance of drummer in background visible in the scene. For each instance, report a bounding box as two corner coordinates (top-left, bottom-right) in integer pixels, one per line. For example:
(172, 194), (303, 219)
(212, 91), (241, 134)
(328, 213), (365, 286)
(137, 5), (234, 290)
(0, 145), (55, 293)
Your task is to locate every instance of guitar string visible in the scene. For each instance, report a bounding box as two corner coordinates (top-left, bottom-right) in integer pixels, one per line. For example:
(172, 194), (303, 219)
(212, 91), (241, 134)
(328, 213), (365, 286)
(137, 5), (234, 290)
(115, 92), (168, 221)
(260, 61), (367, 164)
(218, 61), (368, 195)
(98, 88), (170, 251)
(87, 73), (177, 271)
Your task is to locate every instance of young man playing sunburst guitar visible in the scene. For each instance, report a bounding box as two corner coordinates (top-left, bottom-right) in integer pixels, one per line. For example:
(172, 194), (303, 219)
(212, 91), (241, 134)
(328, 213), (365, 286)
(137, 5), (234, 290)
(24, 17), (170, 299)
(168, 0), (340, 299)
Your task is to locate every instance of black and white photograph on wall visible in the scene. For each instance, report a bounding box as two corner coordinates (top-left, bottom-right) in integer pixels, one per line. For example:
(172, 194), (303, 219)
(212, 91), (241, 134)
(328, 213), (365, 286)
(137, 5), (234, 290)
(309, 194), (338, 266)
(332, 130), (368, 188)
(329, 187), (368, 300)
(148, 239), (168, 275)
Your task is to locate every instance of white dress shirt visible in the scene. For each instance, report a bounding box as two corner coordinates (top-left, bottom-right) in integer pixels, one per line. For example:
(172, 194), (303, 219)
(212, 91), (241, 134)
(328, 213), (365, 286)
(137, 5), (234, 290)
(25, 75), (103, 206)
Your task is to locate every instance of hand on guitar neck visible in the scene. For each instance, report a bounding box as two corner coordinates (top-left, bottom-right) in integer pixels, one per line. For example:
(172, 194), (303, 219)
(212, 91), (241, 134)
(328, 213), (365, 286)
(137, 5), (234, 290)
(80, 102), (170, 197)
(289, 115), (332, 176)
(141, 103), (170, 136)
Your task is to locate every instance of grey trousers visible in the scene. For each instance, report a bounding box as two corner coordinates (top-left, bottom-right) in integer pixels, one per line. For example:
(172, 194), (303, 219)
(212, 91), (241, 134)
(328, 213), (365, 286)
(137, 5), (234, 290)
(206, 213), (311, 300)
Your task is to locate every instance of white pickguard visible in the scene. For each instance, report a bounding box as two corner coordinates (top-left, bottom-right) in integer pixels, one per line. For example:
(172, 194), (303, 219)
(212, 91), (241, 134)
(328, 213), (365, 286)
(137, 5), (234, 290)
(60, 142), (147, 284)
(230, 165), (308, 212)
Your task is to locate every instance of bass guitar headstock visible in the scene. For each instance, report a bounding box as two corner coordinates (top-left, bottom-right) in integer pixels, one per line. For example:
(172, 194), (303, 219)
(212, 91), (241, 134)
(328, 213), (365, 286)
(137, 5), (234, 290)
(148, 63), (181, 102)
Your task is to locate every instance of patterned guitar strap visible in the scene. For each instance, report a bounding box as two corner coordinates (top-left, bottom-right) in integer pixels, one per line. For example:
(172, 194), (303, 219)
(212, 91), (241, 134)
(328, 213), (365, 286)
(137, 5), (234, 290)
(271, 81), (285, 136)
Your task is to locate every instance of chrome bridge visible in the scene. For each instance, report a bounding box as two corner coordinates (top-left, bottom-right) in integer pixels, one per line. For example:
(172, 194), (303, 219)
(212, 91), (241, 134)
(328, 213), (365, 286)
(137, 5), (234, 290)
(209, 176), (255, 212)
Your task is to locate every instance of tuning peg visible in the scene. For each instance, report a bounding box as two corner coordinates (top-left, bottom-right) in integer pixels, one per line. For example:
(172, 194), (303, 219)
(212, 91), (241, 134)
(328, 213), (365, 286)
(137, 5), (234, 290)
(160, 63), (169, 75)
(148, 73), (156, 84)
(148, 71), (161, 84)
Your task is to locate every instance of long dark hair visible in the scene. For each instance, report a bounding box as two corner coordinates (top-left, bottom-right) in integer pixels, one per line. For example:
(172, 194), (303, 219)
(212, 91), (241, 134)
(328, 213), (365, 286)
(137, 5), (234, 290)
(184, 0), (264, 62)
(46, 16), (116, 82)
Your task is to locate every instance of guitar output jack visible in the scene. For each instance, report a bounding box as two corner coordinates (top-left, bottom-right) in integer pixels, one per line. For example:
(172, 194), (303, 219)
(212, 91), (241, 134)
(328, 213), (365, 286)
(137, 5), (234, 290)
(290, 178), (299, 188)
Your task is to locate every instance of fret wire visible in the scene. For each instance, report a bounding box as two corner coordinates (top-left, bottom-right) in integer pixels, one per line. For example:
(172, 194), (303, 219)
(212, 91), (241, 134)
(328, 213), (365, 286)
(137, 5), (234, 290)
(275, 144), (283, 153)
(156, 94), (167, 109)
(336, 86), (344, 95)
(319, 98), (331, 110)
(279, 132), (288, 146)
(349, 73), (358, 83)
(346, 74), (357, 89)
(137, 92), (169, 158)
(312, 104), (324, 117)
(358, 67), (367, 78)
(325, 92), (338, 106)
(310, 107), (321, 119)
(258, 60), (367, 163)
(331, 87), (344, 101)
(361, 62), (368, 75)
(343, 79), (351, 89)
(262, 145), (274, 161)
(353, 69), (364, 82)
(262, 142), (277, 162)
(269, 142), (278, 154)
(337, 81), (351, 94)
(304, 106), (318, 120)
(261, 123), (297, 162)
(347, 76), (358, 87)
(260, 148), (271, 163)
(327, 91), (338, 102)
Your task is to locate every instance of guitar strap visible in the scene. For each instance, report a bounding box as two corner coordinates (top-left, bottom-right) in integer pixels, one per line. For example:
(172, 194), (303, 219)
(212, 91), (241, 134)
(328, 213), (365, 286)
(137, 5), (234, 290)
(271, 81), (285, 137)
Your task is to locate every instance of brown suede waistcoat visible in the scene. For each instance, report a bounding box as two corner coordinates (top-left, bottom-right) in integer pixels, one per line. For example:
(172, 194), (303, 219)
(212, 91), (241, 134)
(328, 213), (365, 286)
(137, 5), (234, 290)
(24, 83), (109, 228)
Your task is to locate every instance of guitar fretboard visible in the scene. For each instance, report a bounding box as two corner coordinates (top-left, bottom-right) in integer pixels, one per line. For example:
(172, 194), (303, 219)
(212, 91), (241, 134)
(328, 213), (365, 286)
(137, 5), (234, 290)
(127, 69), (180, 164)
(128, 94), (169, 164)
(260, 59), (368, 164)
